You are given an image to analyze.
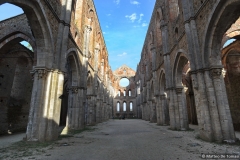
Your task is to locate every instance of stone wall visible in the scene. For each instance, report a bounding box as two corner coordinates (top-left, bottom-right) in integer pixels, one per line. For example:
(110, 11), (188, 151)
(0, 44), (33, 135)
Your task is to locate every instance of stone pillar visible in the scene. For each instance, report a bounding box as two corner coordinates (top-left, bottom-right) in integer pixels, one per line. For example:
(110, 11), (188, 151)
(168, 88), (177, 130)
(210, 68), (235, 141)
(158, 95), (165, 125)
(86, 96), (94, 125)
(96, 98), (101, 123)
(149, 100), (157, 123)
(148, 101), (153, 122)
(155, 95), (160, 125)
(26, 67), (64, 142)
(153, 100), (157, 123)
(176, 87), (189, 130)
(98, 99), (102, 122)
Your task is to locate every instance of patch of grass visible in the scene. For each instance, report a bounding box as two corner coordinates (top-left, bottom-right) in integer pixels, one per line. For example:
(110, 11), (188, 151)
(12, 140), (53, 149)
(58, 126), (96, 139)
(58, 134), (74, 140)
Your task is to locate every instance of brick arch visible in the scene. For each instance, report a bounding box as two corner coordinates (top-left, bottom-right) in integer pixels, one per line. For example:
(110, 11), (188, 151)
(1, 0), (54, 67)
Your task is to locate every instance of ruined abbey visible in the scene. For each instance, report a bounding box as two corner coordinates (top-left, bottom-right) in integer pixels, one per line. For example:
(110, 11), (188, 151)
(0, 0), (240, 144)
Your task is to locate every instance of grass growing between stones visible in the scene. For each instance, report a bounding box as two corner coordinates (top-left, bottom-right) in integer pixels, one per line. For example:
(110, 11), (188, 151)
(0, 140), (53, 160)
(58, 126), (96, 140)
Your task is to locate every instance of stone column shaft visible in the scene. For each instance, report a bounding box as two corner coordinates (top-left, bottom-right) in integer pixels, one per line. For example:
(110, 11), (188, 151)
(27, 68), (64, 141)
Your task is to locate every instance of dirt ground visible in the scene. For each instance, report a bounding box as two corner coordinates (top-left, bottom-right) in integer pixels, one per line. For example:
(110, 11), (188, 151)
(1, 119), (240, 160)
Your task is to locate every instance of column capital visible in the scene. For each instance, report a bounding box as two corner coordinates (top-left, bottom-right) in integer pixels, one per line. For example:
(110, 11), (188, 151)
(31, 67), (48, 79)
(210, 68), (222, 79)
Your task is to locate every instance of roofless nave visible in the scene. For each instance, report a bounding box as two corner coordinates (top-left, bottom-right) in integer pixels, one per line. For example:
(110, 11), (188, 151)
(0, 0), (240, 144)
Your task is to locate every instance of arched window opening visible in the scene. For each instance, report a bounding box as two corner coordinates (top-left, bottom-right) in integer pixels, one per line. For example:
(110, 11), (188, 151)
(130, 102), (133, 111)
(117, 102), (120, 112)
(129, 90), (131, 96)
(119, 78), (129, 87)
(118, 90), (121, 96)
(124, 90), (126, 96)
(123, 102), (126, 112)
(223, 38), (237, 49)
(20, 41), (33, 51)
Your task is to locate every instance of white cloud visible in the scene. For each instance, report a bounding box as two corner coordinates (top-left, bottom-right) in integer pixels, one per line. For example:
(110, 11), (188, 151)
(125, 13), (137, 22)
(130, 0), (140, 5)
(107, 14), (111, 16)
(133, 25), (140, 28)
(114, 0), (120, 5)
(138, 13), (144, 23)
(118, 52), (127, 57)
(142, 23), (148, 27)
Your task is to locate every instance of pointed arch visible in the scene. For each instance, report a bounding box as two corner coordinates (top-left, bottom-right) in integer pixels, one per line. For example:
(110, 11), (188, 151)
(1, 0), (54, 67)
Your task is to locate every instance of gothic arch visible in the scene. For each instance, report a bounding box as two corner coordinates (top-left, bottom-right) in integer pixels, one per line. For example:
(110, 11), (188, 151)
(1, 0), (54, 67)
(172, 50), (189, 87)
(202, 0), (240, 67)
(159, 69), (166, 95)
(0, 32), (36, 51)
(0, 32), (37, 65)
(66, 49), (82, 87)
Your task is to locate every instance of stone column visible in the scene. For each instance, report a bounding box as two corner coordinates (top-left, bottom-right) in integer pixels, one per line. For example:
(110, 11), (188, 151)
(148, 100), (153, 122)
(149, 100), (157, 123)
(86, 96), (93, 125)
(96, 98), (101, 123)
(140, 104), (143, 119)
(210, 68), (236, 141)
(153, 100), (157, 123)
(176, 87), (189, 130)
(159, 95), (165, 125)
(26, 67), (64, 142)
(155, 95), (161, 125)
(168, 88), (177, 130)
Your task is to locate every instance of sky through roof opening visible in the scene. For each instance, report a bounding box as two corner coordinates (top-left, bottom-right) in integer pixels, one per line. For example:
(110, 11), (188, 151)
(0, 3), (23, 21)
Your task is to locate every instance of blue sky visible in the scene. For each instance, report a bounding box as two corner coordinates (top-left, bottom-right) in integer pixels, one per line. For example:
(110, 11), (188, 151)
(0, 1), (156, 71)
(94, 0), (156, 71)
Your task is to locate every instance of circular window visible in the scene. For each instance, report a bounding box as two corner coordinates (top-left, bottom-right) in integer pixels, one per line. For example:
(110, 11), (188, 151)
(119, 78), (129, 87)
